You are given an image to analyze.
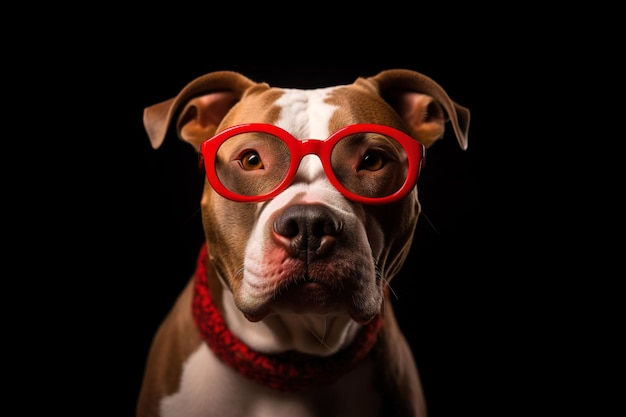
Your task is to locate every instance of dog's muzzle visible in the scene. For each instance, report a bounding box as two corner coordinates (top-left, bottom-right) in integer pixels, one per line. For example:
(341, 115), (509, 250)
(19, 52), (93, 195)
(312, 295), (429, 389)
(234, 200), (383, 324)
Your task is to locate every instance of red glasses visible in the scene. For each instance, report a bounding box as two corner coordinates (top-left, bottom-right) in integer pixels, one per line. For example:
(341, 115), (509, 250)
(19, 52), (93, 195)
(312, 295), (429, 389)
(200, 123), (425, 205)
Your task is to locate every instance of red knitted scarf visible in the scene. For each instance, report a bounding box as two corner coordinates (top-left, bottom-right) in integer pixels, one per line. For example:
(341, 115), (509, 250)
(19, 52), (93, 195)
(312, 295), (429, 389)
(192, 243), (383, 393)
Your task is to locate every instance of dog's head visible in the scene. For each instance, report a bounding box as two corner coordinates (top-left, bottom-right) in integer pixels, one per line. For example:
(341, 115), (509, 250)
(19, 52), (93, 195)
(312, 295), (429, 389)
(144, 69), (469, 353)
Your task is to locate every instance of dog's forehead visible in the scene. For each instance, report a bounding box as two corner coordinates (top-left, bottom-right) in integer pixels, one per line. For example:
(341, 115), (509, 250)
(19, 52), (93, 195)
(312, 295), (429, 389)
(273, 86), (341, 139)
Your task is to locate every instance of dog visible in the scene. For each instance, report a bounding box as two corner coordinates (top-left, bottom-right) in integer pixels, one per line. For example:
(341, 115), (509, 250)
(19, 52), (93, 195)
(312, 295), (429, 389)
(137, 69), (469, 417)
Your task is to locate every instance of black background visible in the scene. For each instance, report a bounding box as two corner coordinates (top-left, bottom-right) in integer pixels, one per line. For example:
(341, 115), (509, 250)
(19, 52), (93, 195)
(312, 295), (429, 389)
(10, 4), (599, 412)
(74, 56), (521, 416)
(16, 3), (605, 410)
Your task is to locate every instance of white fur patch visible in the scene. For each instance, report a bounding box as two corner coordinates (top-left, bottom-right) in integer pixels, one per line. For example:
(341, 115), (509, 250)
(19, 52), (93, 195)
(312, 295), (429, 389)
(274, 86), (340, 138)
(160, 344), (224, 417)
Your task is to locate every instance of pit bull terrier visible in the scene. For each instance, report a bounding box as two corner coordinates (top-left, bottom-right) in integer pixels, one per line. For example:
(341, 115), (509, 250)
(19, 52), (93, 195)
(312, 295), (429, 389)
(137, 69), (470, 417)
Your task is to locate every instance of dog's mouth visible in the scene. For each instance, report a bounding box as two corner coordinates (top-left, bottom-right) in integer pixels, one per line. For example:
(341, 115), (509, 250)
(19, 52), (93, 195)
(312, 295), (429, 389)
(275, 280), (339, 310)
(240, 273), (382, 324)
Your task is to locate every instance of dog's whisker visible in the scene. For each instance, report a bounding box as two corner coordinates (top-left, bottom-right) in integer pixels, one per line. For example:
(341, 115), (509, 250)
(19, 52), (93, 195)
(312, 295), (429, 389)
(234, 266), (245, 280)
(298, 315), (333, 351)
(419, 211), (440, 236)
(386, 283), (399, 301)
(185, 207), (202, 224)
(374, 261), (399, 300)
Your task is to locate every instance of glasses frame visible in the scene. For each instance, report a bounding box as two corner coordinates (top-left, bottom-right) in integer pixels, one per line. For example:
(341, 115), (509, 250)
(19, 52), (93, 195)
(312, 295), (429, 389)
(200, 123), (426, 205)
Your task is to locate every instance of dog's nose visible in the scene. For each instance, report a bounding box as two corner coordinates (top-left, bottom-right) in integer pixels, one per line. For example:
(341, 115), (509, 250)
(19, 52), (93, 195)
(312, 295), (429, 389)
(273, 204), (343, 261)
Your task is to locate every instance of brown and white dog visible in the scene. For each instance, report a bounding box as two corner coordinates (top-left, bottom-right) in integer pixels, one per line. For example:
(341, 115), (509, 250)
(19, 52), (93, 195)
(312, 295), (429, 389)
(137, 69), (469, 417)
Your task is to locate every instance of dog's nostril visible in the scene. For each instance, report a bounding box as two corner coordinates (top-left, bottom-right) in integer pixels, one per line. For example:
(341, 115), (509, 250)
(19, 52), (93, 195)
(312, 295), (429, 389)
(273, 204), (342, 259)
(276, 218), (300, 238)
(317, 236), (337, 256)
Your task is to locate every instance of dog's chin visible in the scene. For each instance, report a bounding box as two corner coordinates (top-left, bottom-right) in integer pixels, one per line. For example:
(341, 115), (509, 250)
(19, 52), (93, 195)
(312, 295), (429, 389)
(241, 282), (380, 325)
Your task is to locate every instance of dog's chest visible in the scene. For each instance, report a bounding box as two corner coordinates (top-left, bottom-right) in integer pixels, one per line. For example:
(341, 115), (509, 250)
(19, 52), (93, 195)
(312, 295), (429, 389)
(160, 343), (382, 417)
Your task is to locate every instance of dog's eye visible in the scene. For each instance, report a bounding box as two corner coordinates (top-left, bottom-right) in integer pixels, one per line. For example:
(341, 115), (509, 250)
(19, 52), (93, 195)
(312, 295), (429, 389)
(358, 151), (386, 171)
(239, 151), (264, 170)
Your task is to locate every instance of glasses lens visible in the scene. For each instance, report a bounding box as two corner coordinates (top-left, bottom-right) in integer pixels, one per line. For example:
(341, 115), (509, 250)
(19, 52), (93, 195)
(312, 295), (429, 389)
(331, 132), (409, 199)
(215, 132), (291, 197)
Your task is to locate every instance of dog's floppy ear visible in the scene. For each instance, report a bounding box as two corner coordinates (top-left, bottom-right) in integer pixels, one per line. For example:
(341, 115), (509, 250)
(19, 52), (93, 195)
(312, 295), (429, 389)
(143, 71), (256, 150)
(366, 69), (470, 150)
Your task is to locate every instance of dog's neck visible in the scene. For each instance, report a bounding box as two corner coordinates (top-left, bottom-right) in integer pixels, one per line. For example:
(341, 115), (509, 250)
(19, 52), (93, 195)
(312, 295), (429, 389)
(193, 243), (383, 393)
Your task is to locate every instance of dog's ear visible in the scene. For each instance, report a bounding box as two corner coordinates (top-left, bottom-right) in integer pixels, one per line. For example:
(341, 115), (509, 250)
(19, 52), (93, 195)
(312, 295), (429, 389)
(175, 91), (242, 151)
(143, 71), (256, 150)
(366, 69), (470, 150)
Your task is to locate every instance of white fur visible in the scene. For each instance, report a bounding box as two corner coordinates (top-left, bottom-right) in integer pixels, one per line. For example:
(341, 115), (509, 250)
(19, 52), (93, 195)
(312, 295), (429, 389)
(274, 87), (340, 138)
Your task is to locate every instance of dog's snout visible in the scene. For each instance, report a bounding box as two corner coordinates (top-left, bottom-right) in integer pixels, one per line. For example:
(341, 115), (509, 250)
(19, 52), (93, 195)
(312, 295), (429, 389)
(273, 204), (343, 260)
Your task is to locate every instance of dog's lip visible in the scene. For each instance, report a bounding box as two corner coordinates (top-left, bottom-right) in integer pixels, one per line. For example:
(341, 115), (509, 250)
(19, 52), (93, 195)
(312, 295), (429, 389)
(241, 281), (340, 323)
(239, 278), (337, 322)
(243, 312), (267, 322)
(277, 281), (337, 310)
(241, 281), (378, 323)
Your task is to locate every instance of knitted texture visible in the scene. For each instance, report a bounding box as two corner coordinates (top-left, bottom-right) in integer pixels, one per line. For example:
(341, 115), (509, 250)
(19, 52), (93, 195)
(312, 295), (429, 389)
(192, 243), (383, 392)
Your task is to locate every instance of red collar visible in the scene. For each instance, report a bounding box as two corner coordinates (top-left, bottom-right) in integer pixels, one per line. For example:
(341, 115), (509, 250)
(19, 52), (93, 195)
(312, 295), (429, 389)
(192, 243), (382, 393)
